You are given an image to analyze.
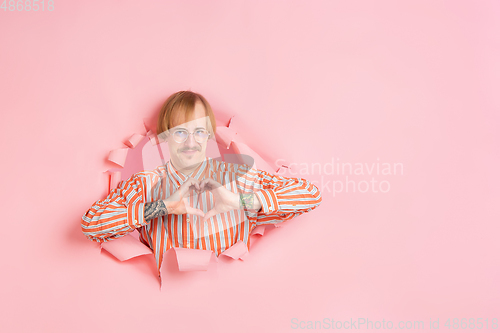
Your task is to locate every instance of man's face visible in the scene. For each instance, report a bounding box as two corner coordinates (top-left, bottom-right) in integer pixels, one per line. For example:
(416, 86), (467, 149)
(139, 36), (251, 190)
(166, 102), (211, 173)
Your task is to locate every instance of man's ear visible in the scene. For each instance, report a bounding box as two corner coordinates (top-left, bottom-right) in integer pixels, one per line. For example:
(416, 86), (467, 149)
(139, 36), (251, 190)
(205, 117), (215, 140)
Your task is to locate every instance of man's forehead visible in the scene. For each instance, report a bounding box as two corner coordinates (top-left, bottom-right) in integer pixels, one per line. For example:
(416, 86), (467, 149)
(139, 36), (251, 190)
(171, 115), (211, 130)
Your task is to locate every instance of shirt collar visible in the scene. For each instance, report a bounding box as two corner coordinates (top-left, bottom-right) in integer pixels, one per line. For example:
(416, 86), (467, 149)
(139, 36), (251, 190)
(166, 157), (212, 188)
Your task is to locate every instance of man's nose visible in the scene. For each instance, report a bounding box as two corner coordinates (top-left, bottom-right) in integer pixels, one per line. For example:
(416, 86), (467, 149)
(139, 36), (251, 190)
(184, 133), (198, 147)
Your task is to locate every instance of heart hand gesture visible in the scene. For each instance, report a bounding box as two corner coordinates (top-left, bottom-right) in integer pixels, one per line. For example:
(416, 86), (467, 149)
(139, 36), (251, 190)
(163, 177), (205, 218)
(199, 178), (240, 222)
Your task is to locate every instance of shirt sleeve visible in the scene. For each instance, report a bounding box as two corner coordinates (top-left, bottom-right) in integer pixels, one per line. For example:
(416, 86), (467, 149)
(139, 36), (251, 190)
(234, 164), (322, 226)
(81, 172), (160, 243)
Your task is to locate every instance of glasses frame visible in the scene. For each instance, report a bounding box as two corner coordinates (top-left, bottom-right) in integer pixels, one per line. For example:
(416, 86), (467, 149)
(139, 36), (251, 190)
(168, 128), (211, 144)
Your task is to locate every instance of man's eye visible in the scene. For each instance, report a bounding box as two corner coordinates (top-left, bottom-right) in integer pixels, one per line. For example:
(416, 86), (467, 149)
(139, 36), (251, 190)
(174, 130), (187, 136)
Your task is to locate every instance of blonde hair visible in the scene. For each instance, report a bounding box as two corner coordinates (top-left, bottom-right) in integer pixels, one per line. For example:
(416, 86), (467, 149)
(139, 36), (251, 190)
(156, 91), (216, 138)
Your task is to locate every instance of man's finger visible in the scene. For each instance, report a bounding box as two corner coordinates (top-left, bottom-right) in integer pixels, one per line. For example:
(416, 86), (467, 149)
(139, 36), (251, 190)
(200, 178), (222, 192)
(180, 189), (195, 199)
(200, 178), (210, 191)
(203, 209), (218, 222)
(186, 206), (205, 218)
(206, 178), (220, 187)
(179, 181), (201, 198)
(189, 177), (201, 190)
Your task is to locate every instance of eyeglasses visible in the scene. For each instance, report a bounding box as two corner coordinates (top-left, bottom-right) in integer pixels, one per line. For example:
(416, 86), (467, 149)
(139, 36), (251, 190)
(168, 128), (210, 143)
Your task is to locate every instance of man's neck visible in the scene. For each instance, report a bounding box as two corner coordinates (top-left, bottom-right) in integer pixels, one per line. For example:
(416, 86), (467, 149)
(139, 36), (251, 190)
(170, 159), (203, 176)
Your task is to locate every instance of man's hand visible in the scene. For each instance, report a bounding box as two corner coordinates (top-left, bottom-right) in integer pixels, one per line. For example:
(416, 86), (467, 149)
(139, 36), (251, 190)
(163, 177), (262, 222)
(199, 178), (240, 222)
(163, 177), (205, 218)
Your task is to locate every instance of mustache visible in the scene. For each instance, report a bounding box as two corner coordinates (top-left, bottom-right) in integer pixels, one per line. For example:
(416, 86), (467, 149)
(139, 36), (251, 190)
(179, 147), (201, 152)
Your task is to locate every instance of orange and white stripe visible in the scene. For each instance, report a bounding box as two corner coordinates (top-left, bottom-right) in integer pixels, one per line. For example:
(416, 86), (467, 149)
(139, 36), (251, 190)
(82, 157), (322, 276)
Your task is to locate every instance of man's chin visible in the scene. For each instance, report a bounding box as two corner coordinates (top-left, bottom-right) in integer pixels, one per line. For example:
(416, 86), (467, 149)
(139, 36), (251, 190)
(180, 151), (200, 160)
(178, 154), (203, 166)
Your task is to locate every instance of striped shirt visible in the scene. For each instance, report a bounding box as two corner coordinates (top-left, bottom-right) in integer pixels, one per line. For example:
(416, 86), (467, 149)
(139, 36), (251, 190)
(81, 157), (322, 276)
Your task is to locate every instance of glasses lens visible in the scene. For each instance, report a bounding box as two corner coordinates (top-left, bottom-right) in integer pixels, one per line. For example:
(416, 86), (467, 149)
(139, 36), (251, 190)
(170, 129), (209, 143)
(194, 130), (209, 143)
(173, 130), (188, 143)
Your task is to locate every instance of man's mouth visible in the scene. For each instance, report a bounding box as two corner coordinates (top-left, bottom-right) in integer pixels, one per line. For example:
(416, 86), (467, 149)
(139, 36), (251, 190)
(181, 149), (198, 155)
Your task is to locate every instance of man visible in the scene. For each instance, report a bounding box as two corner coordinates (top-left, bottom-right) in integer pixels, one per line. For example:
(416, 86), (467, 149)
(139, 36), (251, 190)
(81, 91), (322, 277)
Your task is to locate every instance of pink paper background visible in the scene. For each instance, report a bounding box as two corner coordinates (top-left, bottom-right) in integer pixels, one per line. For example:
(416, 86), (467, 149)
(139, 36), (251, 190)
(1, 1), (499, 332)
